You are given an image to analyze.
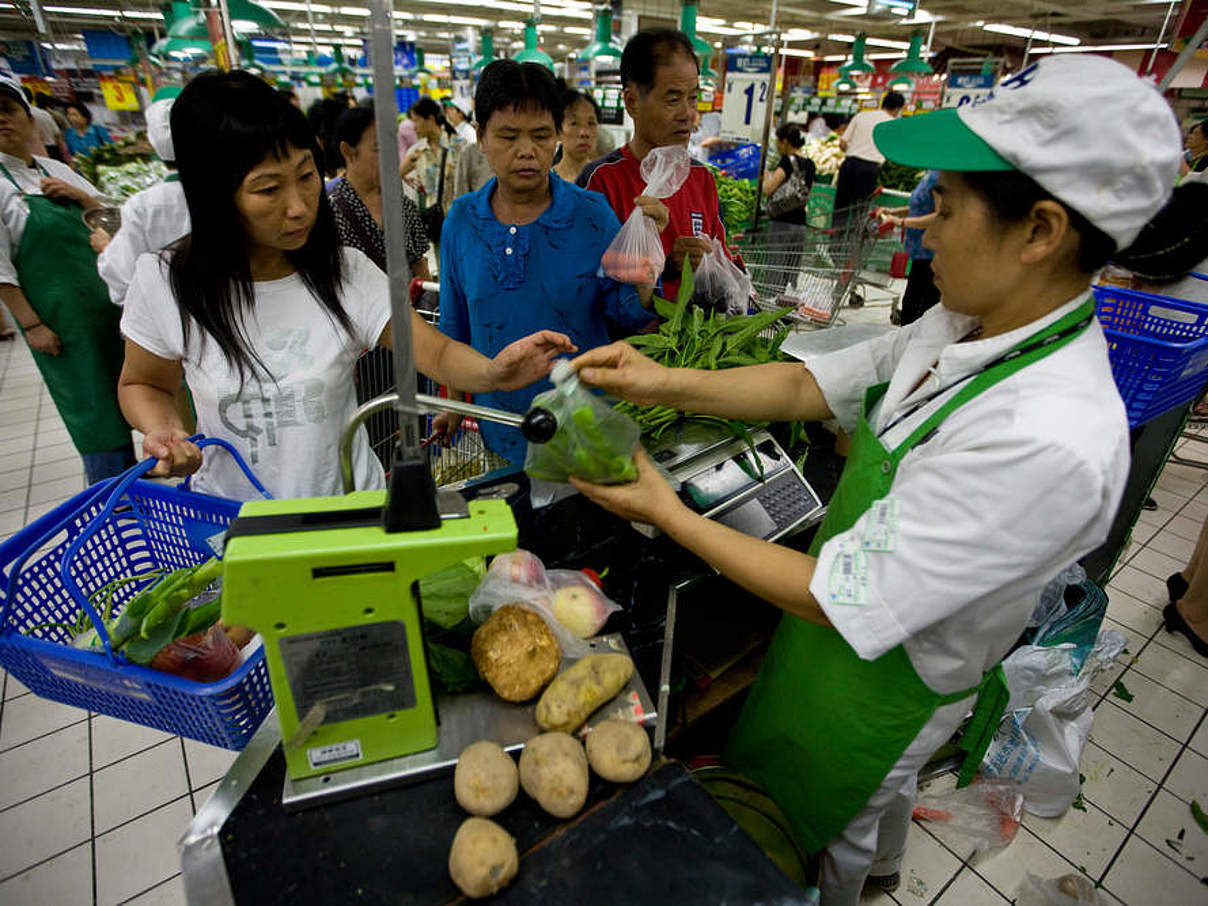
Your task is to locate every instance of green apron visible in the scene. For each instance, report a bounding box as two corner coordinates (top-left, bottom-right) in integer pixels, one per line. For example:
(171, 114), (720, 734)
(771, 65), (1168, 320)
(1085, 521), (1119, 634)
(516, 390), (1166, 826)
(2, 161), (131, 454)
(725, 299), (1095, 855)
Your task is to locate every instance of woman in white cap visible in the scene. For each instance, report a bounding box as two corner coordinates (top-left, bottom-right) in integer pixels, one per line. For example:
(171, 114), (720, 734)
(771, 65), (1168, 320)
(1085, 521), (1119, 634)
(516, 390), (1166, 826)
(0, 73), (136, 482)
(567, 56), (1182, 904)
(93, 87), (191, 305)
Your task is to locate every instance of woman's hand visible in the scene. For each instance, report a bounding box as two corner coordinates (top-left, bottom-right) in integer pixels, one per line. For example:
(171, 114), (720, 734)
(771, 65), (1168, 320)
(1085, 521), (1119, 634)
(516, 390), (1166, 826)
(634, 195), (669, 233)
(430, 412), (463, 446)
(90, 227), (111, 253)
(489, 331), (577, 391)
(141, 428), (202, 478)
(570, 448), (686, 527)
(572, 342), (669, 407)
(24, 323), (61, 356)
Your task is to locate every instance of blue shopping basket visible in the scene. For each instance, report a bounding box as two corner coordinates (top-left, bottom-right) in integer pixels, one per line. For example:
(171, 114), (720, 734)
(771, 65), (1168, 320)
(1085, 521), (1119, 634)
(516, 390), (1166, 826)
(0, 437), (274, 750)
(1094, 277), (1208, 427)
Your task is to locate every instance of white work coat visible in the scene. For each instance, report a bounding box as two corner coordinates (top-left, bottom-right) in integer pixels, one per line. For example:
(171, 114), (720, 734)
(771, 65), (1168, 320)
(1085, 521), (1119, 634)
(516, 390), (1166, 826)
(96, 179), (189, 305)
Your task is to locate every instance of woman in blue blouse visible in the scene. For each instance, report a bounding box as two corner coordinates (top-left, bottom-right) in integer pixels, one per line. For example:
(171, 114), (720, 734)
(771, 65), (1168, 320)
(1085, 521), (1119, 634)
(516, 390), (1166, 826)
(438, 60), (665, 462)
(878, 169), (940, 325)
(64, 102), (111, 158)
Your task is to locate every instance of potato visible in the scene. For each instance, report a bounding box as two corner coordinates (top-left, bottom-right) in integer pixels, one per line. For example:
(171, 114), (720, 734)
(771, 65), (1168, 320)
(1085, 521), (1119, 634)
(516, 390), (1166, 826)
(535, 653), (634, 734)
(447, 816), (519, 899)
(471, 604), (561, 702)
(454, 741), (519, 817)
(518, 731), (589, 819)
(585, 719), (651, 783)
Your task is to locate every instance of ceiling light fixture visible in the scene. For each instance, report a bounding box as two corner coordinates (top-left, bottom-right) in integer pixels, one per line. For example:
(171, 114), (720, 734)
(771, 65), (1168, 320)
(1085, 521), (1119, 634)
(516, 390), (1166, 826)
(982, 23), (1080, 46)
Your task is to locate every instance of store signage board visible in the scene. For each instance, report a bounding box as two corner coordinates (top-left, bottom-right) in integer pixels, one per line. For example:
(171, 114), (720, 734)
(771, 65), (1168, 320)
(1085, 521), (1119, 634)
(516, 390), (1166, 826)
(721, 53), (773, 143)
(98, 75), (140, 111)
(592, 83), (625, 125)
(942, 72), (997, 109)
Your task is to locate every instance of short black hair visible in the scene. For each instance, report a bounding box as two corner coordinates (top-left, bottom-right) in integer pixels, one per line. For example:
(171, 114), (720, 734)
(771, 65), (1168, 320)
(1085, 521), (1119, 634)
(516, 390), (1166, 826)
(409, 96), (443, 121)
(1111, 182), (1208, 282)
(336, 103), (375, 150)
(882, 91), (905, 112)
(620, 29), (699, 94)
(475, 60), (562, 133)
(776, 122), (805, 149)
(558, 88), (601, 125)
(66, 101), (92, 123)
(276, 86), (297, 102)
(959, 170), (1116, 273)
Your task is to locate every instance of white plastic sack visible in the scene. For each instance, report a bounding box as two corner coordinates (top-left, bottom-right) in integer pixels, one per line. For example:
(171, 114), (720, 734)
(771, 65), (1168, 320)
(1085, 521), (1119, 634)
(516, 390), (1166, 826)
(980, 630), (1127, 817)
(691, 239), (742, 314)
(1015, 872), (1107, 906)
(600, 145), (691, 285)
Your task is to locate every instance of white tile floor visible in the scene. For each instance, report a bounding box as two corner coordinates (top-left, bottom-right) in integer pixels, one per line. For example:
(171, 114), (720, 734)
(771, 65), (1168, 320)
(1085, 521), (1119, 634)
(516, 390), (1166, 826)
(2, 322), (1208, 904)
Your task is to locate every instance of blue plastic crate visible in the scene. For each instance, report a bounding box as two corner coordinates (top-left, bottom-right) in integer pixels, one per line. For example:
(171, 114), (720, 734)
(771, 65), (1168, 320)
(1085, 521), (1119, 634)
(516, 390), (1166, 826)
(709, 143), (762, 180)
(1093, 284), (1208, 428)
(0, 439), (274, 750)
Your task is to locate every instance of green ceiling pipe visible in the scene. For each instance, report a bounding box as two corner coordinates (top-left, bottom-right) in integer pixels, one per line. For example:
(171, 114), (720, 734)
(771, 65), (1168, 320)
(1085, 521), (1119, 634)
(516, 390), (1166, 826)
(839, 33), (875, 76)
(473, 28), (496, 70)
(890, 29), (932, 75)
(578, 4), (622, 61)
(513, 17), (553, 69)
(679, 0), (716, 79)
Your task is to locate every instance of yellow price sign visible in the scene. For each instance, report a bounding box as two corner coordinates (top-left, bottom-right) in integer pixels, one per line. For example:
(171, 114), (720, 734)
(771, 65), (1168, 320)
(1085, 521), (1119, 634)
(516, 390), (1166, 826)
(98, 75), (140, 111)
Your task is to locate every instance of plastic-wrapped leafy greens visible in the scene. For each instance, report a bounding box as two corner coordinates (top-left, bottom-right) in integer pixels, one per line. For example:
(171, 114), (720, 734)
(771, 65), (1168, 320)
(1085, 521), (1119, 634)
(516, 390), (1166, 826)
(524, 360), (640, 485)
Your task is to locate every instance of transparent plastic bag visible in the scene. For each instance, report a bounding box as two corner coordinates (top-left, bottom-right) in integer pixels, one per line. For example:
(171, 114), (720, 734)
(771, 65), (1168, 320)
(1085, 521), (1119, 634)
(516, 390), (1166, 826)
(524, 360), (639, 486)
(149, 624), (240, 683)
(691, 239), (742, 314)
(468, 550), (620, 656)
(911, 779), (1023, 854)
(716, 241), (754, 315)
(600, 145), (692, 285)
(1015, 873), (1106, 906)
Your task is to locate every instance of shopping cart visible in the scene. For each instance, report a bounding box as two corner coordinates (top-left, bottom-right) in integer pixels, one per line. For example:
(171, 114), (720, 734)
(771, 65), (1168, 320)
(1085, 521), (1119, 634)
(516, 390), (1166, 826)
(352, 277), (504, 487)
(737, 193), (895, 327)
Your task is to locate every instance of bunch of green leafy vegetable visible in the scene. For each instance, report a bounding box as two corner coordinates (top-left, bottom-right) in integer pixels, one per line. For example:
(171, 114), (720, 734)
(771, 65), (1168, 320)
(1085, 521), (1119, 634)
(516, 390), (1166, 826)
(418, 558), (486, 693)
(877, 160), (926, 194)
(33, 558), (224, 665)
(707, 165), (758, 235)
(616, 259), (794, 445)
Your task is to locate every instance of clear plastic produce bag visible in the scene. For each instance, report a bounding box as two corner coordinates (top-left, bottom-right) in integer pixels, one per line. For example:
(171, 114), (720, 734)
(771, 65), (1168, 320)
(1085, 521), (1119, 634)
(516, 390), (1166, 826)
(691, 239), (743, 314)
(911, 779), (1023, 854)
(467, 550), (620, 656)
(1015, 873), (1107, 906)
(600, 145), (692, 285)
(524, 361), (640, 486)
(716, 241), (754, 315)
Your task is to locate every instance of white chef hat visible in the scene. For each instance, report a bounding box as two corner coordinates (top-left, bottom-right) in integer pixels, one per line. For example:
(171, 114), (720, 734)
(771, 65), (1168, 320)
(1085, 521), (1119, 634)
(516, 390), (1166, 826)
(146, 97), (175, 163)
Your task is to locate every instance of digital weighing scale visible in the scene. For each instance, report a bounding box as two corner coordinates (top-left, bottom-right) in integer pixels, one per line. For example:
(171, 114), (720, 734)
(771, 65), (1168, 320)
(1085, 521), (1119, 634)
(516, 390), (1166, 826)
(642, 422), (824, 542)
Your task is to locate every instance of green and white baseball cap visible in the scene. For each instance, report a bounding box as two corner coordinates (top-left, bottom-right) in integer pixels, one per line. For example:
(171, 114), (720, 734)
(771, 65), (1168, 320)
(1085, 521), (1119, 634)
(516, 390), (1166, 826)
(873, 55), (1182, 250)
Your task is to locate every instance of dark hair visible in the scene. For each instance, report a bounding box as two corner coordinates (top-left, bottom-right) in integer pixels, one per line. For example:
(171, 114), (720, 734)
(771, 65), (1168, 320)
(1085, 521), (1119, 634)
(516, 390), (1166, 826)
(65, 101), (92, 123)
(169, 70), (350, 387)
(958, 170), (1116, 273)
(620, 29), (699, 94)
(409, 97), (456, 138)
(882, 91), (905, 112)
(1111, 183), (1208, 282)
(336, 103), (375, 151)
(776, 122), (805, 149)
(475, 60), (563, 133)
(1192, 121), (1208, 140)
(558, 88), (601, 127)
(276, 86), (297, 102)
(822, 113), (847, 131)
(306, 96), (351, 174)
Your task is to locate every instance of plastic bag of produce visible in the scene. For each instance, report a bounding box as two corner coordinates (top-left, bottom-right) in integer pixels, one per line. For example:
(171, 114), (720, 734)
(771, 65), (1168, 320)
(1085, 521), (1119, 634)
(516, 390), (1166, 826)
(468, 550), (611, 657)
(979, 630), (1127, 817)
(715, 239), (753, 315)
(691, 239), (742, 314)
(600, 145), (692, 285)
(911, 779), (1023, 854)
(1014, 873), (1107, 906)
(546, 569), (621, 639)
(524, 360), (640, 486)
(149, 624), (240, 683)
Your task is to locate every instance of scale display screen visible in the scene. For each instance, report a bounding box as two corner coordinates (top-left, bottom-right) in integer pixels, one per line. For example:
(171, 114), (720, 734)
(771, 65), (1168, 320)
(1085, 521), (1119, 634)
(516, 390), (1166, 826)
(679, 440), (787, 512)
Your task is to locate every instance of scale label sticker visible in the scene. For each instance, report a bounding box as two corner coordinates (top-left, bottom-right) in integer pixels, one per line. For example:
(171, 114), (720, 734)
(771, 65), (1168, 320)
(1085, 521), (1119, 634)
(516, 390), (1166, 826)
(861, 499), (900, 553)
(204, 529), (226, 558)
(278, 621), (416, 727)
(307, 739), (363, 770)
(828, 544), (870, 606)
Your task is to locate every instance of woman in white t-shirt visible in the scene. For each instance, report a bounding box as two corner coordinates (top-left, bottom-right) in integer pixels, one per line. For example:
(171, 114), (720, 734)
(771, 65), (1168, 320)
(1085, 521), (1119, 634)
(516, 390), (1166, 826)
(118, 71), (572, 501)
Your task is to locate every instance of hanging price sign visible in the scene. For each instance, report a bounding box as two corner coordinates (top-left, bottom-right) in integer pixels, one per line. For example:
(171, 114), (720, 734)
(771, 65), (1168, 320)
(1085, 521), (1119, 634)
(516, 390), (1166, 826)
(720, 54), (772, 143)
(98, 75), (140, 111)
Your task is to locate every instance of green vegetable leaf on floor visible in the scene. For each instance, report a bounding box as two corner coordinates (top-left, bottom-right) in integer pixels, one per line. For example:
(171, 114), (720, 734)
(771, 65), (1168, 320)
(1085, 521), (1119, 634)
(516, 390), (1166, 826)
(1111, 680), (1134, 703)
(1193, 800), (1208, 834)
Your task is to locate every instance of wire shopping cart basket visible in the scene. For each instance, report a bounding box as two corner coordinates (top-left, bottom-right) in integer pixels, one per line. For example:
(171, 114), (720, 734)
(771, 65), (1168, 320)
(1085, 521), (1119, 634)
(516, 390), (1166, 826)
(353, 277), (504, 487)
(737, 193), (894, 327)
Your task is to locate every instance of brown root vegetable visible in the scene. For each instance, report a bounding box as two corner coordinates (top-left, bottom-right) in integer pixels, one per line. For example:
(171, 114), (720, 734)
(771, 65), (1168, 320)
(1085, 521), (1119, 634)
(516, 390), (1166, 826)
(447, 817), (518, 899)
(585, 720), (651, 783)
(454, 741), (519, 817)
(535, 653), (634, 734)
(471, 605), (561, 702)
(518, 731), (589, 819)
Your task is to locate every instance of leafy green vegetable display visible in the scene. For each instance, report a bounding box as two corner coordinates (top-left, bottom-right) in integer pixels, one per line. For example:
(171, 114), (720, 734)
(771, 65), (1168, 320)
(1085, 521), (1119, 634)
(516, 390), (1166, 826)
(877, 160), (926, 194)
(708, 165), (758, 235)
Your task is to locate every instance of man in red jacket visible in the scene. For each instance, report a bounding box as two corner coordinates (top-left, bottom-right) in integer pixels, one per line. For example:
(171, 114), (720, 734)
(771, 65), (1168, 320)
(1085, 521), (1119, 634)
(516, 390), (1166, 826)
(578, 29), (729, 300)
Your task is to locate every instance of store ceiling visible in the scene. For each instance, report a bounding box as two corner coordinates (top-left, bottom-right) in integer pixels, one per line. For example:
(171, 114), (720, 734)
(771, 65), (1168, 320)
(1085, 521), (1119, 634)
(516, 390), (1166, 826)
(0, 0), (1183, 65)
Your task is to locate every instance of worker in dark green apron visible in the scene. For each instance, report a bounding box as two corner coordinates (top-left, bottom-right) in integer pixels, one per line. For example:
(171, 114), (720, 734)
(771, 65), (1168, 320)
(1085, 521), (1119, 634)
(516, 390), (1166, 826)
(568, 56), (1182, 904)
(0, 75), (134, 484)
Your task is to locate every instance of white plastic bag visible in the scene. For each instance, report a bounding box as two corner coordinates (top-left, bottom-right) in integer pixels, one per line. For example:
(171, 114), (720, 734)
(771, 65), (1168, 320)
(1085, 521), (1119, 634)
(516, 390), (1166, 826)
(715, 240), (753, 315)
(691, 239), (742, 314)
(1015, 872), (1107, 906)
(468, 550), (620, 657)
(600, 145), (692, 285)
(911, 779), (1023, 854)
(980, 630), (1127, 817)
